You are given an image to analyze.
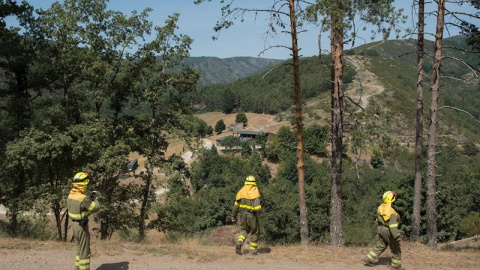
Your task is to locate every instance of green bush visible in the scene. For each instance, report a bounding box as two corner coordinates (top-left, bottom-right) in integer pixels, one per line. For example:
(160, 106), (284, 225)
(460, 213), (480, 237)
(370, 149), (384, 168)
(235, 112), (248, 126)
(118, 227), (141, 242)
(344, 224), (375, 246)
(345, 49), (356, 55)
(463, 140), (479, 156)
(15, 216), (51, 240)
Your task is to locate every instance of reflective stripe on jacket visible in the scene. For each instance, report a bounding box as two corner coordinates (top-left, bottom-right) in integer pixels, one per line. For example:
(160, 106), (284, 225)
(67, 188), (99, 221)
(376, 203), (402, 238)
(233, 197), (261, 217)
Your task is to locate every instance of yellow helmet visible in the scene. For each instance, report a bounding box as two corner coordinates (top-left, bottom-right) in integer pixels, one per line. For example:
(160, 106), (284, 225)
(382, 190), (397, 203)
(245, 175), (256, 185)
(73, 172), (90, 186)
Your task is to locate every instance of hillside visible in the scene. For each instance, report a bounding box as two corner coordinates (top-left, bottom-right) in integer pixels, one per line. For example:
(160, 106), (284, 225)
(182, 56), (284, 86)
(193, 36), (480, 144)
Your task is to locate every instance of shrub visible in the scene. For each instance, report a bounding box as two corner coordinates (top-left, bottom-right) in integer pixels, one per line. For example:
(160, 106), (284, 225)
(15, 216), (51, 240)
(463, 140), (479, 156)
(235, 112), (248, 127)
(118, 227), (141, 242)
(215, 119), (226, 134)
(460, 213), (480, 237)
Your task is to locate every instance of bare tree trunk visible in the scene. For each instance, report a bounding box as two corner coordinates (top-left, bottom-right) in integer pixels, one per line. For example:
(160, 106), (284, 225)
(63, 210), (69, 242)
(288, 0), (308, 246)
(139, 162), (153, 241)
(426, 0), (446, 250)
(330, 18), (344, 247)
(54, 204), (62, 241)
(412, 0), (425, 242)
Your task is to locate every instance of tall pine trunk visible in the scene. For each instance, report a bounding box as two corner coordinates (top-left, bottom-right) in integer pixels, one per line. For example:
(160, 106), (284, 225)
(412, 0), (425, 242)
(426, 0), (446, 250)
(288, 0), (308, 246)
(330, 18), (344, 247)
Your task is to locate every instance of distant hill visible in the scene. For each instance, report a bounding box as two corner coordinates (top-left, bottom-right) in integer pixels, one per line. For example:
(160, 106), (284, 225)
(193, 35), (480, 144)
(182, 56), (284, 86)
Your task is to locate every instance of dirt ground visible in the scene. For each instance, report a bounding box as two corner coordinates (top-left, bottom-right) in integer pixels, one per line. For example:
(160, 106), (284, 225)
(1, 231), (479, 270)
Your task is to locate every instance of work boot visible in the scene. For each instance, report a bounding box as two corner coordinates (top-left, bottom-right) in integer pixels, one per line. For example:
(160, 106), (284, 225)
(235, 241), (243, 255)
(363, 258), (374, 267)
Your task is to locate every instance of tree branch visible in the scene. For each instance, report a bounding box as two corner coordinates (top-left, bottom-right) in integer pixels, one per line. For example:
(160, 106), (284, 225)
(441, 56), (480, 77)
(443, 45), (480, 54)
(438, 105), (480, 124)
(345, 95), (365, 112)
(445, 10), (480, 20)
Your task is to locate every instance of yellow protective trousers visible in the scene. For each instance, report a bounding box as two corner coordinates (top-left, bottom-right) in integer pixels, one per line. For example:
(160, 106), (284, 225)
(73, 222), (91, 270)
(237, 212), (259, 252)
(365, 225), (402, 269)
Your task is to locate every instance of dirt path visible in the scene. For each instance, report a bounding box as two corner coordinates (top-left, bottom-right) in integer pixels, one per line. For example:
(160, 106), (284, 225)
(1, 238), (479, 270)
(344, 55), (386, 111)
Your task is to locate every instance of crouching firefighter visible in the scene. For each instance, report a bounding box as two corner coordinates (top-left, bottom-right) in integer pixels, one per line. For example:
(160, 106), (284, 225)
(67, 172), (100, 270)
(232, 175), (262, 255)
(364, 190), (404, 269)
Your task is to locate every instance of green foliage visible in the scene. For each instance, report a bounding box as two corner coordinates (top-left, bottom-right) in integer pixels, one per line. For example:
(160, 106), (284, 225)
(215, 119), (226, 134)
(360, 50), (379, 57)
(222, 89), (236, 114)
(179, 115), (212, 138)
(221, 136), (241, 151)
(241, 142), (252, 158)
(303, 124), (328, 156)
(460, 213), (480, 237)
(462, 140), (479, 156)
(118, 228), (141, 243)
(434, 151), (480, 241)
(235, 112), (248, 126)
(345, 49), (356, 55)
(266, 126), (296, 163)
(0, 0), (198, 241)
(195, 57), (355, 114)
(370, 149), (384, 168)
(0, 216), (52, 240)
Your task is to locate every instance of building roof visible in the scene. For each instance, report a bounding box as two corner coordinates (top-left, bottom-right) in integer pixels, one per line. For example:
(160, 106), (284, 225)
(234, 130), (265, 136)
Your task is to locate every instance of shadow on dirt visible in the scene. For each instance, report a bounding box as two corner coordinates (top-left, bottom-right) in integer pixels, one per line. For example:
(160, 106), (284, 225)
(377, 257), (391, 266)
(96, 261), (129, 270)
(258, 246), (272, 254)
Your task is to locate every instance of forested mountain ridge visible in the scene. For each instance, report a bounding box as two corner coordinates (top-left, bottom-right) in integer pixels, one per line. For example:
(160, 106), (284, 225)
(181, 56), (284, 86)
(193, 36), (480, 143)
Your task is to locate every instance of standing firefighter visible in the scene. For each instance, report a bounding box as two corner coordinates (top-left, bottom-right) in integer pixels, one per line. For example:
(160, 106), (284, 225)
(364, 191), (404, 269)
(67, 172), (100, 270)
(232, 175), (262, 255)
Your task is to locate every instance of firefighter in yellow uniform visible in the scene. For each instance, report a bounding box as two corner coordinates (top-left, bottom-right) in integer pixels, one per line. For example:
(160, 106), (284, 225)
(67, 172), (100, 270)
(232, 175), (261, 255)
(364, 191), (404, 269)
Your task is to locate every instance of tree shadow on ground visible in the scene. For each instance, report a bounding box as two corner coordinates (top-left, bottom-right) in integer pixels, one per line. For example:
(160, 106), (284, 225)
(96, 261), (129, 270)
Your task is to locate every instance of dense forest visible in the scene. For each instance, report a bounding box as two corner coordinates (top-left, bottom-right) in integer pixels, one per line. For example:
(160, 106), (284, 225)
(1, 0), (479, 249)
(193, 57), (355, 114)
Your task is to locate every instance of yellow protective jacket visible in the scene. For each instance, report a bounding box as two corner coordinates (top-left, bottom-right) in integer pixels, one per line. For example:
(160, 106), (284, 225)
(67, 185), (100, 222)
(376, 202), (402, 238)
(233, 184), (261, 216)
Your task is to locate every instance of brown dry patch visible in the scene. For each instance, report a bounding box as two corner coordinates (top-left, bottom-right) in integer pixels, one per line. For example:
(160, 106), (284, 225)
(195, 112), (289, 133)
(210, 225), (239, 246)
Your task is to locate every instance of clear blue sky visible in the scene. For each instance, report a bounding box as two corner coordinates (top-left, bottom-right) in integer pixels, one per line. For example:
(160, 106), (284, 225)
(11, 1), (476, 59)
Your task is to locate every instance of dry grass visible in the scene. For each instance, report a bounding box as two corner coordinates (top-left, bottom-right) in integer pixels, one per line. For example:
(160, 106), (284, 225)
(1, 237), (479, 269)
